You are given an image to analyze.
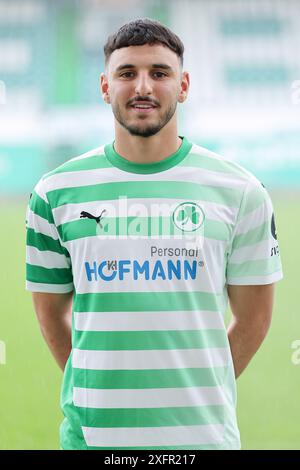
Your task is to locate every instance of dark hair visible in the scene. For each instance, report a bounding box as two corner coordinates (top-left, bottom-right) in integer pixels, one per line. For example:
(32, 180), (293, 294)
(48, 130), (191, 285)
(104, 18), (184, 67)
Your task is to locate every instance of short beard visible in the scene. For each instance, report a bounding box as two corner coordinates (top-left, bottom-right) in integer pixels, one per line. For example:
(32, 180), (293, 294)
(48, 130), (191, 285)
(112, 102), (177, 138)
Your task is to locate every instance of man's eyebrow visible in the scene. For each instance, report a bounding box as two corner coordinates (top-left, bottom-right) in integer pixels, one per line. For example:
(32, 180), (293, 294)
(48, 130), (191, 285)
(152, 63), (172, 70)
(115, 64), (135, 72)
(115, 63), (173, 72)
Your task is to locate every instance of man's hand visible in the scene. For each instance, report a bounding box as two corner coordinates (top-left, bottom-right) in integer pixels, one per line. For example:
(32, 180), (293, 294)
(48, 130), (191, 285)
(227, 283), (275, 379)
(32, 292), (73, 371)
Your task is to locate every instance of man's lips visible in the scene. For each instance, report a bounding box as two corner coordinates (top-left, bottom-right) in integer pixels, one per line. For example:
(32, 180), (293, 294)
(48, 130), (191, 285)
(129, 102), (158, 113)
(130, 106), (157, 114)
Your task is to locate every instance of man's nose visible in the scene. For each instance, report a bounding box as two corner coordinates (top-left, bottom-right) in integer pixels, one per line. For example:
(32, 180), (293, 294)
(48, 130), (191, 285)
(134, 73), (153, 95)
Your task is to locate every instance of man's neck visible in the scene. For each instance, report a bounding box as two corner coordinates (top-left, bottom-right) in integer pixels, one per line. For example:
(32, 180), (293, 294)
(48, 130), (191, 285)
(113, 129), (182, 164)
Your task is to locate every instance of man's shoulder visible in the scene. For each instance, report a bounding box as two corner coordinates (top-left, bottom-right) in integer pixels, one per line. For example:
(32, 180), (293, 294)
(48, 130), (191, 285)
(188, 141), (264, 189)
(32, 145), (110, 197)
(42, 145), (107, 180)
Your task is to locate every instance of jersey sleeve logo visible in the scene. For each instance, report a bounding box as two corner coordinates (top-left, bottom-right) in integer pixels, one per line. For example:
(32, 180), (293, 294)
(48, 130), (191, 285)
(271, 213), (277, 240)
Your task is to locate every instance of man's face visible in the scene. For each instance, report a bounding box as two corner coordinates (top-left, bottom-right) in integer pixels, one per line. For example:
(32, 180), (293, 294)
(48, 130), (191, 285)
(101, 44), (189, 138)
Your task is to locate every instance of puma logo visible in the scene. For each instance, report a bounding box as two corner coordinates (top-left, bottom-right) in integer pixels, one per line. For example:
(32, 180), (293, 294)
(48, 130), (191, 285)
(80, 209), (106, 229)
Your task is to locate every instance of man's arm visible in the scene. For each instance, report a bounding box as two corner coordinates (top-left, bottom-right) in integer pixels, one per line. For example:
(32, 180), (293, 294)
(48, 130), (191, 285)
(32, 292), (73, 371)
(227, 283), (275, 379)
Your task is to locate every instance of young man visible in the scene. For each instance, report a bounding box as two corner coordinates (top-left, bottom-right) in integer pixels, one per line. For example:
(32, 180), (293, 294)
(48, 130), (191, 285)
(26, 18), (283, 450)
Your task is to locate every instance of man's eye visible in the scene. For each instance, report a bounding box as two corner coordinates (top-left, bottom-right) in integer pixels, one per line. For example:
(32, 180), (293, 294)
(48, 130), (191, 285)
(153, 72), (167, 78)
(120, 72), (134, 78)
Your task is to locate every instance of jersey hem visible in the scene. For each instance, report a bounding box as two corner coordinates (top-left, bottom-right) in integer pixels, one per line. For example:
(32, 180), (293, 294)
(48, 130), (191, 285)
(59, 440), (241, 450)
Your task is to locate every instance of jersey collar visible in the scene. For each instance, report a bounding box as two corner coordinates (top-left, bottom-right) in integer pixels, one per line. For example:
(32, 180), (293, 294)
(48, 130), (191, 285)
(104, 136), (192, 174)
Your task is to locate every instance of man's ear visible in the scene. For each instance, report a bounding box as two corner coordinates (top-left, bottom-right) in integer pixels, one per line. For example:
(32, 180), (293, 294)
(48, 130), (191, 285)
(100, 73), (110, 104)
(178, 71), (190, 103)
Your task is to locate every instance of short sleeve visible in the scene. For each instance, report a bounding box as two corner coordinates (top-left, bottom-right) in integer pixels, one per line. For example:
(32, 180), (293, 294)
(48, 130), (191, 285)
(226, 180), (283, 285)
(26, 178), (74, 293)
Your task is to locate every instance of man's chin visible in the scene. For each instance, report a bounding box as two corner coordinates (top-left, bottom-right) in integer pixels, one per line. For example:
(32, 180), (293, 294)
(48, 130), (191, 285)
(124, 123), (162, 138)
(115, 113), (165, 137)
(127, 127), (161, 138)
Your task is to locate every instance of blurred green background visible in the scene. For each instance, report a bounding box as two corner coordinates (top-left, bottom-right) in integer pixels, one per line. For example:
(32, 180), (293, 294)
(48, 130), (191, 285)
(0, 0), (300, 450)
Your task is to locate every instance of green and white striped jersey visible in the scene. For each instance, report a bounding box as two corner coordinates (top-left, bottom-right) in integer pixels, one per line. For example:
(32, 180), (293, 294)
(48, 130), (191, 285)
(26, 136), (283, 450)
